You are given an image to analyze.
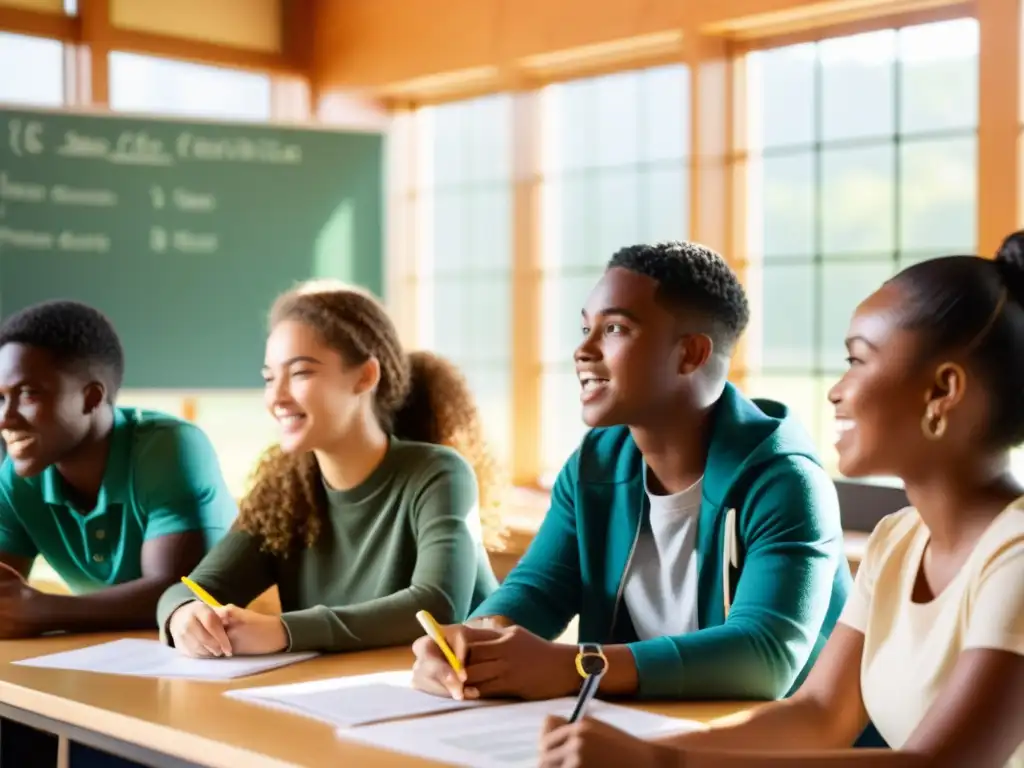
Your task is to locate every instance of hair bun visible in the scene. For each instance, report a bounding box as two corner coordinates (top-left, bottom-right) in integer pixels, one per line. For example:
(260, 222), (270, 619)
(995, 230), (1024, 305)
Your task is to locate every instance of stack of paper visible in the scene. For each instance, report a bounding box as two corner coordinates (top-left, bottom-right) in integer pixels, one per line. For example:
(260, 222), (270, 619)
(225, 670), (491, 727)
(340, 697), (702, 767)
(224, 671), (702, 768)
(13, 638), (318, 681)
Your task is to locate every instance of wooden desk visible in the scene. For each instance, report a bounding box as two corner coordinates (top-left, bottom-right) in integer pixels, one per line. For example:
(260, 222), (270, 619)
(0, 633), (754, 768)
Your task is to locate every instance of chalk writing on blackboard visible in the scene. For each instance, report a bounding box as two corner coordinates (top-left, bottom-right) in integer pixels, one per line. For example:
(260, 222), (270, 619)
(5, 118), (302, 167)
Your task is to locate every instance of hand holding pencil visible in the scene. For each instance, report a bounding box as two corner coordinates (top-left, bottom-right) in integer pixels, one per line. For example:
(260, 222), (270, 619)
(538, 715), (671, 768)
(169, 578), (289, 658)
(167, 597), (233, 658)
(410, 611), (504, 700)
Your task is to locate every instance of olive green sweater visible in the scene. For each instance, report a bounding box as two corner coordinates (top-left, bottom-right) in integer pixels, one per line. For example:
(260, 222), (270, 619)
(156, 439), (498, 653)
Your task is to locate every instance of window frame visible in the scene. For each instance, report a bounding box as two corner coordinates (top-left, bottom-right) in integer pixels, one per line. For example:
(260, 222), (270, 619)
(743, 17), (980, 475)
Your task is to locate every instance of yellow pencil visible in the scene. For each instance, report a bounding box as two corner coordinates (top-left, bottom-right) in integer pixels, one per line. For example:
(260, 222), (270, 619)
(415, 609), (464, 677)
(181, 577), (223, 609)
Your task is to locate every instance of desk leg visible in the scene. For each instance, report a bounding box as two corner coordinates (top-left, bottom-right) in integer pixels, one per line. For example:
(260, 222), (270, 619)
(0, 705), (203, 768)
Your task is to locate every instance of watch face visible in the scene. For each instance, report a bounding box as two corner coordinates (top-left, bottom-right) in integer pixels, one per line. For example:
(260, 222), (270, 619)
(579, 653), (607, 676)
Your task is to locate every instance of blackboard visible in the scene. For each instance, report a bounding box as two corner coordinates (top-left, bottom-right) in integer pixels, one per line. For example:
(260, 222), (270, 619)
(0, 107), (384, 388)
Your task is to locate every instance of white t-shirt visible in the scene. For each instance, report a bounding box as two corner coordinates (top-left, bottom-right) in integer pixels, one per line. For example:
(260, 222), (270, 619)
(622, 465), (702, 640)
(839, 500), (1024, 767)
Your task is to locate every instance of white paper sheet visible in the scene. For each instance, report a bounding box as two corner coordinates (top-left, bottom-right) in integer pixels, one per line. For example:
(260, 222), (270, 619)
(13, 638), (318, 681)
(338, 697), (703, 767)
(225, 670), (491, 727)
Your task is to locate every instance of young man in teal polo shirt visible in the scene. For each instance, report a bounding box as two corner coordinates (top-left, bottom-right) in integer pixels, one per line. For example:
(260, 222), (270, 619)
(0, 300), (236, 768)
(0, 300), (236, 634)
(412, 241), (852, 703)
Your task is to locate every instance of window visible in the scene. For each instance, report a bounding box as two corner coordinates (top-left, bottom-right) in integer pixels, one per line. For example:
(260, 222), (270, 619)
(415, 95), (515, 461)
(109, 52), (272, 121)
(0, 32), (64, 107)
(539, 66), (691, 478)
(745, 19), (978, 474)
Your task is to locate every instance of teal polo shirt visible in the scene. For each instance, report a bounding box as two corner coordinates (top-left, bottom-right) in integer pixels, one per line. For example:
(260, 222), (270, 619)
(0, 407), (237, 594)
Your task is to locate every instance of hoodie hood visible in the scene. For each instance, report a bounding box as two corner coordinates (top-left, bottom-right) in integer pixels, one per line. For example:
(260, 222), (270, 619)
(703, 382), (823, 511)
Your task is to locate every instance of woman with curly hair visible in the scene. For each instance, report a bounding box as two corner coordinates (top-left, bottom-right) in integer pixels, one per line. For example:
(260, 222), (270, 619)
(156, 280), (500, 656)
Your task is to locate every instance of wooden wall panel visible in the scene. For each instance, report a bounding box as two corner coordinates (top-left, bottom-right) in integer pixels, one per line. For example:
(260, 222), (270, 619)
(111, 0), (282, 53)
(0, 0), (62, 13)
(687, 35), (749, 390)
(695, 0), (964, 35)
(977, 0), (1020, 255)
(314, 0), (968, 94)
(0, 0), (298, 72)
(0, 4), (72, 38)
(314, 0), (687, 90)
(509, 91), (542, 487)
(76, 0), (109, 104)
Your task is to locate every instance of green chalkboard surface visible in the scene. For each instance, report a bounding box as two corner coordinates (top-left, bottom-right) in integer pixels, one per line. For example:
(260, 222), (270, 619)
(0, 107), (383, 388)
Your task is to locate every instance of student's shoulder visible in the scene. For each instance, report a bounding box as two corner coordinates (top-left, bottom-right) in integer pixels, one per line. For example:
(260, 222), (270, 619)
(121, 408), (223, 491)
(122, 407), (216, 459)
(388, 441), (480, 517)
(970, 498), (1024, 577)
(733, 453), (840, 536)
(860, 505), (922, 566)
(744, 451), (836, 504)
(389, 439), (475, 483)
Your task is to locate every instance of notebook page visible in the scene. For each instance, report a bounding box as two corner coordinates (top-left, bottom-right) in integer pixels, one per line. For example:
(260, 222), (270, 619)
(14, 638), (317, 680)
(226, 670), (491, 727)
(338, 697), (703, 767)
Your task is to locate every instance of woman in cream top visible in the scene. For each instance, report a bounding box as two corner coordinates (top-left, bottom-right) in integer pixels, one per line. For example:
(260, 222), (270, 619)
(842, 501), (1024, 759)
(537, 238), (1024, 768)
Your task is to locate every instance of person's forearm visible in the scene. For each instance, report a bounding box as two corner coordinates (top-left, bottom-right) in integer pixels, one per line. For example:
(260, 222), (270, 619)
(597, 645), (640, 695)
(547, 643), (640, 698)
(486, 640), (641, 699)
(627, 626), (800, 700)
(659, 699), (852, 754)
(676, 748), (926, 768)
(28, 577), (174, 634)
(466, 615), (515, 629)
(282, 586), (465, 653)
(462, 630), (642, 697)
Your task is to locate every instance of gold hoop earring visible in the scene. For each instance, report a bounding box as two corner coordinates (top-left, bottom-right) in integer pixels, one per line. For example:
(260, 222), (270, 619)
(921, 411), (947, 441)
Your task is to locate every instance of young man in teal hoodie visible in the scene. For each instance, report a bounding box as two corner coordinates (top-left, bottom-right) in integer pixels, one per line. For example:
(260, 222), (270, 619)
(412, 241), (852, 703)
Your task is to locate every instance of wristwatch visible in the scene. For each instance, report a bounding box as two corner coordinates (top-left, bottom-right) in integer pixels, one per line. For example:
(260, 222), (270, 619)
(574, 642), (608, 679)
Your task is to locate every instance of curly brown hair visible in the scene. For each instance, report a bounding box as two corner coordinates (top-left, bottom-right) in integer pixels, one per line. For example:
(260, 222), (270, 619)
(238, 280), (507, 556)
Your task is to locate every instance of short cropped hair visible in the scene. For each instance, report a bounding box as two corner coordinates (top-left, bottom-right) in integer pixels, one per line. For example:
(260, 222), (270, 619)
(608, 241), (750, 349)
(0, 300), (125, 400)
